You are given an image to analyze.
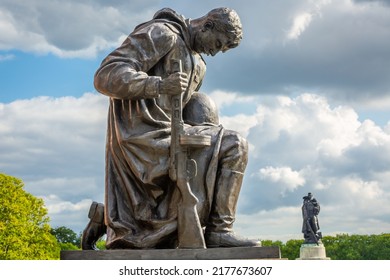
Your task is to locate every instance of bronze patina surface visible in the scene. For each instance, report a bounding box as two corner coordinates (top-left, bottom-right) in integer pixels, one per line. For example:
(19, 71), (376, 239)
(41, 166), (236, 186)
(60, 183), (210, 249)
(82, 7), (260, 250)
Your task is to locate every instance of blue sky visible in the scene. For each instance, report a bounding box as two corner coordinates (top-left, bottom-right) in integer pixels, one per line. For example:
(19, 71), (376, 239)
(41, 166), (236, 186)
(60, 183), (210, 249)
(0, 52), (99, 102)
(1, 0), (390, 242)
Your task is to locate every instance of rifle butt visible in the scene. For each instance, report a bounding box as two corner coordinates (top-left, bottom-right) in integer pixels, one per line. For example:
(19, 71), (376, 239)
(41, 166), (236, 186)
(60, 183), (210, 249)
(177, 203), (206, 249)
(177, 180), (206, 249)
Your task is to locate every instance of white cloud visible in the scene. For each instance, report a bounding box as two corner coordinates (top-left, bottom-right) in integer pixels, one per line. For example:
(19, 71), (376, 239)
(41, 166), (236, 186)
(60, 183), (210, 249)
(0, 0), (158, 58)
(2, 0), (390, 107)
(358, 119), (390, 145)
(209, 90), (257, 109)
(287, 12), (313, 40)
(235, 207), (302, 242)
(0, 93), (108, 231)
(285, 0), (332, 41)
(257, 166), (306, 194)
(44, 194), (92, 215)
(25, 177), (102, 202)
(237, 92), (390, 240)
(43, 194), (93, 231)
(0, 54), (14, 62)
(245, 94), (363, 164)
(219, 114), (257, 138)
(2, 91), (390, 238)
(2, 0), (390, 109)
(209, 90), (259, 137)
(2, 0), (390, 240)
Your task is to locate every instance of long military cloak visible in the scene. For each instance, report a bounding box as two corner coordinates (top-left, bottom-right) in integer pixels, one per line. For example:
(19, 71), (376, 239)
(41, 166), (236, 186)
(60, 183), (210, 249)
(94, 8), (224, 248)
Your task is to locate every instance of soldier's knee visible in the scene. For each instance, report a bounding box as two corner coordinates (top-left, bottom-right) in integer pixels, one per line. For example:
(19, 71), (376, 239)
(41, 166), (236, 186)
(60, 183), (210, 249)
(224, 130), (248, 153)
(220, 130), (248, 170)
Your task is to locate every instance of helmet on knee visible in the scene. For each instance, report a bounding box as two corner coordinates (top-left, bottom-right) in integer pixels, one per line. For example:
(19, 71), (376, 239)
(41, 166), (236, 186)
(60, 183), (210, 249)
(183, 92), (219, 125)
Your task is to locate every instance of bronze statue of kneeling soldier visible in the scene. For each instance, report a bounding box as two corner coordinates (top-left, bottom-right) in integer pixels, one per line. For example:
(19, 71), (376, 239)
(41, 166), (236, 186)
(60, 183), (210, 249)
(81, 7), (260, 250)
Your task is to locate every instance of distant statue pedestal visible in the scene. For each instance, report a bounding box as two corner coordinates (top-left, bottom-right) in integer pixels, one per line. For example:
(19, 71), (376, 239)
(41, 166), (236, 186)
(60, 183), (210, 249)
(296, 243), (330, 260)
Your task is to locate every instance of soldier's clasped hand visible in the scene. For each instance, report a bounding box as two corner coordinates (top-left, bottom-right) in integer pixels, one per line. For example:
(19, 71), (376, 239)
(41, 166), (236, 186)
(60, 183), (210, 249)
(159, 72), (189, 96)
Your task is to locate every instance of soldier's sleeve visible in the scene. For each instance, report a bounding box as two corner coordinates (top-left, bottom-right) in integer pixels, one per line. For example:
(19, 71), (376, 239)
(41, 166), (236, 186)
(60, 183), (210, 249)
(94, 23), (176, 100)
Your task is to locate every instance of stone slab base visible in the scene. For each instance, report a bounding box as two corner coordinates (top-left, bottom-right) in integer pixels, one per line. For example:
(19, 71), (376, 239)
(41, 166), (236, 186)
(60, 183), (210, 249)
(296, 243), (330, 260)
(61, 246), (280, 260)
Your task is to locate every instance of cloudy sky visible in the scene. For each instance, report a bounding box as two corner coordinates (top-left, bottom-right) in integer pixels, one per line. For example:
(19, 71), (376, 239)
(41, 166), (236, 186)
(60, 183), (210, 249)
(1, 0), (390, 242)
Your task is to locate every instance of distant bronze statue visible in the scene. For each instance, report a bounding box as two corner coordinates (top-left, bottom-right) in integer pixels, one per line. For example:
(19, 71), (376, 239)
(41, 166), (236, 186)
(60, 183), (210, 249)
(301, 192), (322, 244)
(81, 7), (260, 250)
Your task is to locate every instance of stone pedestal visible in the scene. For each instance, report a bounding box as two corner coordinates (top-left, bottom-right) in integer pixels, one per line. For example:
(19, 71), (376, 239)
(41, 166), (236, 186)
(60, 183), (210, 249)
(61, 246), (281, 260)
(297, 243), (330, 260)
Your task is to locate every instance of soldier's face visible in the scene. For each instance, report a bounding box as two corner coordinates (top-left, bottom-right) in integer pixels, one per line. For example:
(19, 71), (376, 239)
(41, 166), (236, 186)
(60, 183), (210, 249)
(194, 26), (231, 56)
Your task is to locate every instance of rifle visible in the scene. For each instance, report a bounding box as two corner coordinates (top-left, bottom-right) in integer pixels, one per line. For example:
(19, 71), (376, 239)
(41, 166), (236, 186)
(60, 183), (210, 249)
(169, 59), (211, 249)
(306, 218), (319, 245)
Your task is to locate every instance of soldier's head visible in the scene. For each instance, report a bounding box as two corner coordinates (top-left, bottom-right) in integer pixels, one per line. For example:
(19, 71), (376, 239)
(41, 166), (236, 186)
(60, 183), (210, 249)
(191, 7), (243, 56)
(303, 192), (313, 201)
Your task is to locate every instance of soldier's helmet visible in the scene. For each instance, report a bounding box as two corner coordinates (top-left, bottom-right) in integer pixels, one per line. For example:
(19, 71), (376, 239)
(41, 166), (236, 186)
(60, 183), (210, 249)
(183, 92), (219, 125)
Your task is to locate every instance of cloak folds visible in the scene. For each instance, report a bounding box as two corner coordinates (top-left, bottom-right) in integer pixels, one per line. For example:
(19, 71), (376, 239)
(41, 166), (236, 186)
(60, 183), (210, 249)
(94, 9), (224, 248)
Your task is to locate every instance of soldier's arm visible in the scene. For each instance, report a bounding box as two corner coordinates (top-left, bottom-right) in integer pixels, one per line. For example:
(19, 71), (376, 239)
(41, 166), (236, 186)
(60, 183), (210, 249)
(94, 23), (177, 100)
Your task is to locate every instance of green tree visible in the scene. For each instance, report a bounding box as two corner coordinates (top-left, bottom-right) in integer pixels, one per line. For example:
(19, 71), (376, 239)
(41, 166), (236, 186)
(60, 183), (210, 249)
(324, 234), (366, 259)
(323, 233), (390, 260)
(51, 226), (81, 249)
(262, 239), (303, 259)
(50, 225), (108, 251)
(260, 239), (278, 247)
(365, 233), (390, 259)
(95, 239), (107, 250)
(50, 225), (107, 251)
(0, 174), (60, 259)
(282, 239), (303, 259)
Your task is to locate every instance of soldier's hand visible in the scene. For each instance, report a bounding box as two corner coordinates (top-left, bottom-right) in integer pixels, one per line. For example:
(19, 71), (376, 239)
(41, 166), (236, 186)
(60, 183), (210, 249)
(160, 72), (188, 96)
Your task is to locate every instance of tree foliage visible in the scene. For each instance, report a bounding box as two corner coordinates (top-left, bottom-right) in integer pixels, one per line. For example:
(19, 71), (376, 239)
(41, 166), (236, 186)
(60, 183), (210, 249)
(262, 233), (390, 260)
(261, 239), (303, 260)
(2, 174), (389, 259)
(95, 239), (107, 250)
(51, 226), (81, 248)
(282, 239), (304, 259)
(50, 225), (107, 250)
(0, 174), (60, 259)
(50, 226), (83, 250)
(323, 233), (390, 260)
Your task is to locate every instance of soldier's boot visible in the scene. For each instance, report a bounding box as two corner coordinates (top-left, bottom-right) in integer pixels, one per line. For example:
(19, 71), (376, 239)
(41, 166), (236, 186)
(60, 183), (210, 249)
(205, 169), (261, 248)
(81, 201), (106, 250)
